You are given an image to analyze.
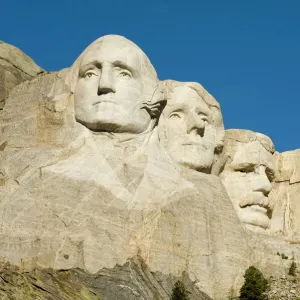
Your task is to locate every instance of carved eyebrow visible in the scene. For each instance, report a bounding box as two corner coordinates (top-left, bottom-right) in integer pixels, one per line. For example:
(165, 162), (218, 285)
(233, 162), (256, 171)
(195, 105), (209, 116)
(168, 108), (184, 117)
(113, 60), (134, 74)
(169, 103), (187, 111)
(197, 111), (209, 117)
(79, 62), (101, 77)
(170, 108), (184, 113)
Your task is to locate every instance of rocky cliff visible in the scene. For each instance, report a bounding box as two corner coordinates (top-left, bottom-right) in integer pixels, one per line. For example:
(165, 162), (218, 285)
(0, 36), (299, 300)
(0, 41), (44, 109)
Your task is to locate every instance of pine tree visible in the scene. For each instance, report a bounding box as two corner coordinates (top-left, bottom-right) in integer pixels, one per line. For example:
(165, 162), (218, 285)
(239, 266), (269, 300)
(289, 260), (297, 276)
(170, 280), (190, 300)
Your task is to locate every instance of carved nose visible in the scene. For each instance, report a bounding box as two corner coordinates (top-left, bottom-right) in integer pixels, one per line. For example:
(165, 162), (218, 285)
(187, 115), (206, 136)
(98, 86), (114, 95)
(253, 167), (273, 196)
(97, 66), (115, 95)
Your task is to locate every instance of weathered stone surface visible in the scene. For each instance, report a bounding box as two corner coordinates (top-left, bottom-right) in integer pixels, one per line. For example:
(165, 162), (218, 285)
(275, 150), (300, 184)
(0, 257), (212, 300)
(269, 150), (300, 237)
(0, 41), (44, 109)
(0, 264), (102, 300)
(250, 234), (300, 277)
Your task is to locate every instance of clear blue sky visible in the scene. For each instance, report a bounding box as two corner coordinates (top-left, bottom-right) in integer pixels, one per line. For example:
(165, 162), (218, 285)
(1, 0), (299, 152)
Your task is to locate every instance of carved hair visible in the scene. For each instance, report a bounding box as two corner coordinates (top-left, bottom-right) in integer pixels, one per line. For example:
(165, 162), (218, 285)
(224, 129), (274, 155)
(217, 129), (275, 175)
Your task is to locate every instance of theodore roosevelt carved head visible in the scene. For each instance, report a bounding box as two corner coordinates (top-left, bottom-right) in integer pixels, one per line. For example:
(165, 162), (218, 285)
(219, 129), (275, 230)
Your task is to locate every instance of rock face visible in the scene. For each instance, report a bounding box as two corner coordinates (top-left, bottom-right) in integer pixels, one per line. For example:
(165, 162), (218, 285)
(269, 150), (300, 237)
(0, 41), (44, 109)
(0, 257), (212, 300)
(0, 34), (299, 300)
(0, 72), (251, 299)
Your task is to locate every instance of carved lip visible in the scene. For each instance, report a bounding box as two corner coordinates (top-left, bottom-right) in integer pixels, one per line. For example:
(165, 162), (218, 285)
(93, 100), (116, 106)
(247, 205), (268, 214)
(93, 96), (116, 106)
(240, 194), (270, 210)
(182, 143), (207, 149)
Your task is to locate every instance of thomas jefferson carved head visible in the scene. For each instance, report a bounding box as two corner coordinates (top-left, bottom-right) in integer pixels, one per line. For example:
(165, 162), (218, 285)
(67, 35), (165, 134)
(219, 129), (275, 230)
(158, 80), (224, 173)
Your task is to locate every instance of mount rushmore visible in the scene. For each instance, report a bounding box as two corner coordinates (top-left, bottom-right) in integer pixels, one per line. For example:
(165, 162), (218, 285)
(0, 35), (299, 299)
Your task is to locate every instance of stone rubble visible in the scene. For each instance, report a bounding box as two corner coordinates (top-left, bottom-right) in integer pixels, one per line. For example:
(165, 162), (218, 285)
(268, 274), (300, 300)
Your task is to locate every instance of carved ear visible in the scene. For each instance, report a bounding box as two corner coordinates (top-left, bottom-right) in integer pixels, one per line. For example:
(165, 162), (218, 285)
(65, 50), (85, 94)
(44, 72), (74, 125)
(141, 81), (167, 119)
(215, 124), (225, 154)
(208, 106), (225, 154)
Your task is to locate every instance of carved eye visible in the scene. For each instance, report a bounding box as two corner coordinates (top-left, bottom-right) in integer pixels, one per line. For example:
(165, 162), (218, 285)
(236, 165), (256, 174)
(121, 71), (130, 77)
(116, 68), (131, 78)
(238, 169), (252, 174)
(84, 70), (98, 78)
(201, 115), (209, 124)
(169, 112), (182, 119)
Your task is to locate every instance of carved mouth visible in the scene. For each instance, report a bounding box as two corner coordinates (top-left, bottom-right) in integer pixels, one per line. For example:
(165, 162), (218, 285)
(247, 205), (268, 214)
(239, 193), (270, 211)
(93, 96), (116, 106)
(93, 100), (116, 106)
(182, 143), (207, 150)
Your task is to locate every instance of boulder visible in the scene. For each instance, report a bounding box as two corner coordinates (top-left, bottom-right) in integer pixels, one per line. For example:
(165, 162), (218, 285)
(0, 41), (44, 109)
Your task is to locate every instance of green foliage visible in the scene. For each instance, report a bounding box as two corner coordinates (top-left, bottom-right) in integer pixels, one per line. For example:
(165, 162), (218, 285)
(170, 280), (190, 300)
(289, 260), (297, 276)
(239, 266), (269, 300)
(277, 252), (289, 259)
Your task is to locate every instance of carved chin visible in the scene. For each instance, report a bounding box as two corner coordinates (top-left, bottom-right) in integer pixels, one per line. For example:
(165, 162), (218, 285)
(75, 110), (151, 134)
(75, 115), (121, 132)
(181, 151), (213, 171)
(239, 205), (270, 229)
(179, 157), (213, 172)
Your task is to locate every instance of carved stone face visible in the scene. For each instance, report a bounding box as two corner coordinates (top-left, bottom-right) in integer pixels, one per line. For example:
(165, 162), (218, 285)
(160, 86), (217, 172)
(220, 141), (275, 229)
(74, 36), (156, 134)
